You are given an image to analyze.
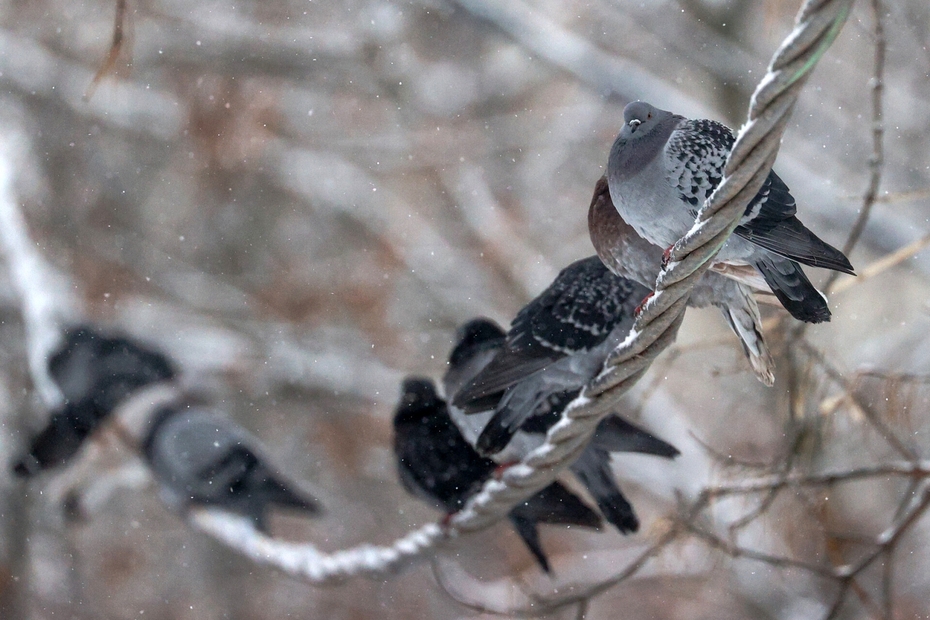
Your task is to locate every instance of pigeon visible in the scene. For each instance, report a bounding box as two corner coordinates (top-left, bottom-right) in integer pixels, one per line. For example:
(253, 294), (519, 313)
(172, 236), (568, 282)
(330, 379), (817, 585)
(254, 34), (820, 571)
(446, 316), (679, 534)
(393, 377), (602, 573)
(13, 325), (176, 476)
(588, 175), (775, 385)
(607, 101), (854, 324)
(452, 257), (649, 456)
(139, 401), (322, 533)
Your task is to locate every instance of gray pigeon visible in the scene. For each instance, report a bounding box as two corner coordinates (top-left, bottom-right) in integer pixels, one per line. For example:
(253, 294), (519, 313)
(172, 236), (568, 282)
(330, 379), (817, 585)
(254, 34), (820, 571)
(141, 402), (321, 533)
(588, 175), (775, 385)
(607, 101), (854, 324)
(446, 313), (680, 534)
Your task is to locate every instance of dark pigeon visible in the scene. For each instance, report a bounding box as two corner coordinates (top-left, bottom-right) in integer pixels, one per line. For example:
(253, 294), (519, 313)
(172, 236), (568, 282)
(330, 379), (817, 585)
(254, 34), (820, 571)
(393, 377), (601, 573)
(452, 257), (648, 456)
(445, 316), (679, 534)
(14, 326), (176, 476)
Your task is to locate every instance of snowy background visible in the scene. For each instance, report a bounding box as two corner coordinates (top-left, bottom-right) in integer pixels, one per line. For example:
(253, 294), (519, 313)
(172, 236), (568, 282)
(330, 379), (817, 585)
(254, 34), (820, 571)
(0, 0), (929, 618)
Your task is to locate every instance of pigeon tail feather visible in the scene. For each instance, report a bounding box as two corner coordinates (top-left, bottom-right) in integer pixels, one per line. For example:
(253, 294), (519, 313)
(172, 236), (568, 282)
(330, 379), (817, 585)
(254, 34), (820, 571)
(570, 448), (639, 534)
(754, 256), (831, 323)
(717, 285), (775, 385)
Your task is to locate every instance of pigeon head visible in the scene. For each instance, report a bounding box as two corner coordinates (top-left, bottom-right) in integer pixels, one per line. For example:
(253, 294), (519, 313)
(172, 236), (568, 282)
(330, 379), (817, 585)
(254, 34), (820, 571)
(620, 101), (671, 140)
(394, 378), (443, 424)
(609, 101), (680, 183)
(449, 318), (505, 368)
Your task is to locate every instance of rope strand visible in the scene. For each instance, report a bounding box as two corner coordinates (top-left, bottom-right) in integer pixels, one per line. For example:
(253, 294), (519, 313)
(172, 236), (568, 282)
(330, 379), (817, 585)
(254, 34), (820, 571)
(188, 0), (853, 579)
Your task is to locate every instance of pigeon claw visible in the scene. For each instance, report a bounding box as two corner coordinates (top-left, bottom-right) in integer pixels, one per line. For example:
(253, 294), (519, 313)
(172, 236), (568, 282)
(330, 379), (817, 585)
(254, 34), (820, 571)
(634, 292), (655, 317)
(440, 512), (457, 529)
(493, 461), (520, 480)
(661, 245), (674, 269)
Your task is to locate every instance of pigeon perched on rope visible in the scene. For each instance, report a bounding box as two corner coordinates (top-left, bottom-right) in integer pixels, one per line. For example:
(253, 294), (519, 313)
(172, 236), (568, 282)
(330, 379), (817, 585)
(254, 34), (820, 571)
(588, 176), (775, 385)
(452, 257), (648, 455)
(135, 399), (323, 534)
(13, 325), (176, 476)
(392, 377), (601, 573)
(446, 312), (679, 535)
(607, 101), (854, 324)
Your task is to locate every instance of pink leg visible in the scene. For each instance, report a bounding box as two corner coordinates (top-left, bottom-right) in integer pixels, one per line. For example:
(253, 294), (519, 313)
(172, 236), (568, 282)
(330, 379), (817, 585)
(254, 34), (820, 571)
(493, 461), (519, 479)
(661, 245), (674, 268)
(634, 292), (655, 317)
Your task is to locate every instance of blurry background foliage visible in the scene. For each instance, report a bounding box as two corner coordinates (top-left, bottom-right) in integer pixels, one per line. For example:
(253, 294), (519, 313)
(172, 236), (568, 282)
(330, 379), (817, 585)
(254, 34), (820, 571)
(0, 0), (929, 618)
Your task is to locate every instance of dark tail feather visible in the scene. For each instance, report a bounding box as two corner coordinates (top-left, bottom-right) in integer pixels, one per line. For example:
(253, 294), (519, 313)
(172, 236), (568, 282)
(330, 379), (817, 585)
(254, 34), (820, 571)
(458, 391), (505, 414)
(790, 223), (855, 274)
(743, 216), (855, 275)
(570, 448), (639, 534)
(261, 476), (322, 515)
(591, 415), (680, 458)
(508, 515), (551, 573)
(475, 406), (523, 456)
(517, 481), (602, 529)
(754, 256), (831, 323)
(507, 481), (601, 572)
(247, 478), (322, 534)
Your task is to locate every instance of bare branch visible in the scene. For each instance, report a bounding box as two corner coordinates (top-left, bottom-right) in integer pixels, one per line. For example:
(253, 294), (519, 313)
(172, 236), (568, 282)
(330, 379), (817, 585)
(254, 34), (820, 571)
(0, 136), (80, 408)
(825, 0), (887, 294)
(801, 342), (918, 461)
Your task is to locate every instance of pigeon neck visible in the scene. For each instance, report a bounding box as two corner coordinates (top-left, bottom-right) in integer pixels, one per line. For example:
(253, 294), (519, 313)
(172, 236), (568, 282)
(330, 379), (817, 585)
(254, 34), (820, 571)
(609, 115), (681, 182)
(587, 177), (621, 265)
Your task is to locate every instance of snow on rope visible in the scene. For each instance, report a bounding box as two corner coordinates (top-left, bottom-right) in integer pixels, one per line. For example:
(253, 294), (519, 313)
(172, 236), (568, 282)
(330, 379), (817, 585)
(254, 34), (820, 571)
(0, 0), (855, 583)
(192, 0), (854, 578)
(450, 0), (855, 540)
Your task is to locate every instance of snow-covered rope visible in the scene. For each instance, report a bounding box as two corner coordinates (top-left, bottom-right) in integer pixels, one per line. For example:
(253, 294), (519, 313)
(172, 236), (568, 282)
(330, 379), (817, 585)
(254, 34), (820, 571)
(452, 0), (854, 533)
(0, 134), (80, 409)
(1, 0), (854, 583)
(189, 0), (853, 577)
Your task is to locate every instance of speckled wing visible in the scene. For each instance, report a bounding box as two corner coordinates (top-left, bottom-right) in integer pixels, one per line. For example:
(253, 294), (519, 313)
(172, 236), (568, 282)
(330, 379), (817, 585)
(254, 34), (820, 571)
(524, 258), (640, 354)
(453, 257), (644, 406)
(664, 118), (732, 213)
(666, 120), (853, 273)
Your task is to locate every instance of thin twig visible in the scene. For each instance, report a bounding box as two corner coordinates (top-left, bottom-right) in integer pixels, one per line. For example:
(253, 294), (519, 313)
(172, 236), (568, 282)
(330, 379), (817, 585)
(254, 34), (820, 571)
(824, 0), (886, 293)
(830, 233), (930, 295)
(705, 461), (930, 497)
(687, 522), (835, 577)
(881, 547), (894, 620)
(802, 342), (918, 461)
(85, 0), (131, 100)
(841, 481), (930, 567)
(574, 599), (588, 620)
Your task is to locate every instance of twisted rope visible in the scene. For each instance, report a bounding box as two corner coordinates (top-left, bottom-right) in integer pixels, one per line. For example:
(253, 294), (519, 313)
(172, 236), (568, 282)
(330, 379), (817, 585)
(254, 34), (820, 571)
(1, 0), (855, 584)
(185, 0), (854, 577)
(0, 135), (80, 409)
(452, 0), (854, 532)
(183, 0), (854, 579)
(191, 511), (446, 584)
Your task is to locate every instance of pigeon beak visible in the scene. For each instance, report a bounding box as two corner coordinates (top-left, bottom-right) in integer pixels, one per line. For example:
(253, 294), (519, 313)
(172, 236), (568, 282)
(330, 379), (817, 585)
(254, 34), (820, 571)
(628, 119), (642, 132)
